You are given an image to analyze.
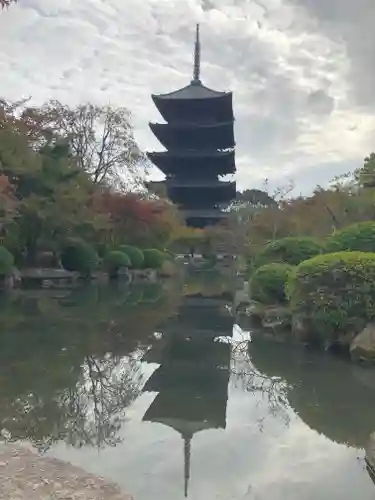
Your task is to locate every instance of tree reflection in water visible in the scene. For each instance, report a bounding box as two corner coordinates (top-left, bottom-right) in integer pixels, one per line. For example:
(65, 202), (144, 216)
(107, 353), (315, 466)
(0, 281), (181, 452)
(230, 331), (291, 430)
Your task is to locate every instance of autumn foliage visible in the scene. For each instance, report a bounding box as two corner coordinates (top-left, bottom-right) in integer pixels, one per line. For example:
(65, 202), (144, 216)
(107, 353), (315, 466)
(0, 98), (184, 263)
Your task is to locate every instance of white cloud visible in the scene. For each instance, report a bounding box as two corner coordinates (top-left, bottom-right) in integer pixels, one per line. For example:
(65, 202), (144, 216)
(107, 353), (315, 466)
(0, 0), (374, 192)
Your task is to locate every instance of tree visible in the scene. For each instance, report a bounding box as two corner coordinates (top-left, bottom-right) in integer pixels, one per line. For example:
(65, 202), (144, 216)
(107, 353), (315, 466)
(0, 110), (107, 261)
(355, 153), (375, 188)
(24, 101), (145, 187)
(0, 0), (16, 8)
(94, 190), (180, 249)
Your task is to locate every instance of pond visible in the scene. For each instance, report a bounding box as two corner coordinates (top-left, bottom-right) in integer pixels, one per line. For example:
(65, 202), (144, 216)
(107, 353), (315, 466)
(0, 272), (375, 500)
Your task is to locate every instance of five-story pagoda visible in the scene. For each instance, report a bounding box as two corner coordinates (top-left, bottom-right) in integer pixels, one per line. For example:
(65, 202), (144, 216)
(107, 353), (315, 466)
(147, 24), (236, 228)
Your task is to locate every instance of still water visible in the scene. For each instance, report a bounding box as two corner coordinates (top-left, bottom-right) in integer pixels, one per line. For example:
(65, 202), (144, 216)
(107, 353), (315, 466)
(0, 273), (375, 499)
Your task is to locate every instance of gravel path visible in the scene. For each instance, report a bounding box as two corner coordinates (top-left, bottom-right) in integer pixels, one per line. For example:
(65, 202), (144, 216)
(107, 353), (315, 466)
(0, 443), (132, 500)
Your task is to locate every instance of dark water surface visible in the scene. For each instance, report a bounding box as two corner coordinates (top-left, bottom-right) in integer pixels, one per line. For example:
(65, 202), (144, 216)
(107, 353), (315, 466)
(1, 274), (375, 499)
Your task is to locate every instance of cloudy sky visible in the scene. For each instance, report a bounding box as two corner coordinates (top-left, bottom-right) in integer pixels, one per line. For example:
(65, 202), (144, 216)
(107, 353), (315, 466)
(0, 0), (374, 193)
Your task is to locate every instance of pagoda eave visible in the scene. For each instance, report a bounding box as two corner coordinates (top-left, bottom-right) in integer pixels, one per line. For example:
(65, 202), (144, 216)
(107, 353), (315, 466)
(151, 82), (231, 101)
(152, 85), (234, 124)
(149, 121), (235, 150)
(150, 179), (235, 189)
(182, 209), (226, 219)
(146, 150), (236, 176)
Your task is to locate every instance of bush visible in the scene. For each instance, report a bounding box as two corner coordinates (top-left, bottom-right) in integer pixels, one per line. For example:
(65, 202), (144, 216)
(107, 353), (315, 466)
(286, 251), (375, 338)
(119, 245), (144, 269)
(143, 249), (165, 269)
(61, 240), (99, 277)
(0, 247), (14, 276)
(250, 262), (294, 304)
(254, 236), (324, 268)
(326, 221), (375, 253)
(103, 251), (131, 279)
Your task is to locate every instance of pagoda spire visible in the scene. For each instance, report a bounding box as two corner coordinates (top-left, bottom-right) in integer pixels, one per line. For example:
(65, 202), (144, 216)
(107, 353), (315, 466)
(192, 24), (201, 84)
(183, 434), (192, 497)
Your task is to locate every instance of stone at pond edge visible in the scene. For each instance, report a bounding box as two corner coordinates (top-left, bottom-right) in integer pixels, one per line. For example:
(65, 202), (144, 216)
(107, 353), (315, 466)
(350, 323), (375, 364)
(261, 306), (292, 330)
(292, 315), (358, 350)
(0, 268), (21, 291)
(238, 301), (293, 342)
(0, 443), (133, 500)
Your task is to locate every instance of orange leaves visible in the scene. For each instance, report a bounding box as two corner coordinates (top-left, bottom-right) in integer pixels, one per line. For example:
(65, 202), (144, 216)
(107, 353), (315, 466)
(93, 190), (179, 247)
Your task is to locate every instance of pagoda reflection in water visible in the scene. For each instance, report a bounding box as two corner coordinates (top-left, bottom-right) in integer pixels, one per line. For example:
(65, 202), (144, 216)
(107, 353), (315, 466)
(142, 292), (234, 497)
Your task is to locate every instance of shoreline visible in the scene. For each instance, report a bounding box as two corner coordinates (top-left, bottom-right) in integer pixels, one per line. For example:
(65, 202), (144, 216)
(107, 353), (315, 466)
(0, 443), (132, 500)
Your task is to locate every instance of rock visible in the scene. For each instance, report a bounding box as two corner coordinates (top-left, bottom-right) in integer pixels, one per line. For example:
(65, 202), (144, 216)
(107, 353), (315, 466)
(0, 443), (132, 500)
(350, 323), (375, 363)
(132, 269), (157, 282)
(0, 267), (22, 291)
(291, 315), (312, 342)
(11, 267), (21, 287)
(261, 306), (291, 330)
(159, 260), (177, 278)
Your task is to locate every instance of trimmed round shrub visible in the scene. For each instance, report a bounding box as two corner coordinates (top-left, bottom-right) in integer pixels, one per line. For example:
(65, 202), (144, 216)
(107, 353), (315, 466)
(61, 240), (99, 277)
(250, 262), (294, 304)
(254, 236), (324, 268)
(103, 250), (131, 278)
(326, 221), (375, 253)
(0, 246), (14, 276)
(286, 251), (375, 336)
(143, 249), (165, 269)
(119, 245), (144, 269)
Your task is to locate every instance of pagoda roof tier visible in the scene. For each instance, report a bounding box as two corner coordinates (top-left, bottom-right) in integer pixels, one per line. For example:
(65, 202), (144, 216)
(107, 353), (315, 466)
(152, 82), (233, 125)
(147, 150), (236, 176)
(182, 208), (226, 219)
(143, 388), (228, 433)
(150, 179), (236, 204)
(149, 120), (235, 150)
(161, 179), (236, 189)
(152, 87), (233, 125)
(143, 363), (231, 394)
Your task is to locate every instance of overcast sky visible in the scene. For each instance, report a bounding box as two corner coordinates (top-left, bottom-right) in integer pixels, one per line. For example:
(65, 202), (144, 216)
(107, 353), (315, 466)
(0, 0), (374, 193)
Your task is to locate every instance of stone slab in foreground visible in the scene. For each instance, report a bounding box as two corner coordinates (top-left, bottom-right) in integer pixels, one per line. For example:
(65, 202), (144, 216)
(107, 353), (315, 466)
(0, 444), (132, 500)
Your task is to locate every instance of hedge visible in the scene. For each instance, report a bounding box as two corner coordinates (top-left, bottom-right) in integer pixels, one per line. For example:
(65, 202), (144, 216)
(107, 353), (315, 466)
(103, 250), (131, 278)
(119, 245), (144, 269)
(143, 249), (165, 269)
(254, 236), (324, 268)
(61, 240), (99, 277)
(0, 246), (14, 276)
(286, 251), (375, 337)
(251, 262), (295, 304)
(326, 221), (375, 253)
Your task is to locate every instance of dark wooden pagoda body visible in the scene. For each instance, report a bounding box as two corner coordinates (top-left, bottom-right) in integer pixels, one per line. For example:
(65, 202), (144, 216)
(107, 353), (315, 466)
(147, 25), (236, 228)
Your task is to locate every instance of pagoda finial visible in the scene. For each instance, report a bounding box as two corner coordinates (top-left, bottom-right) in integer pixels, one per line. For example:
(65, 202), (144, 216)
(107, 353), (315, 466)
(192, 23), (201, 84)
(183, 434), (192, 497)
